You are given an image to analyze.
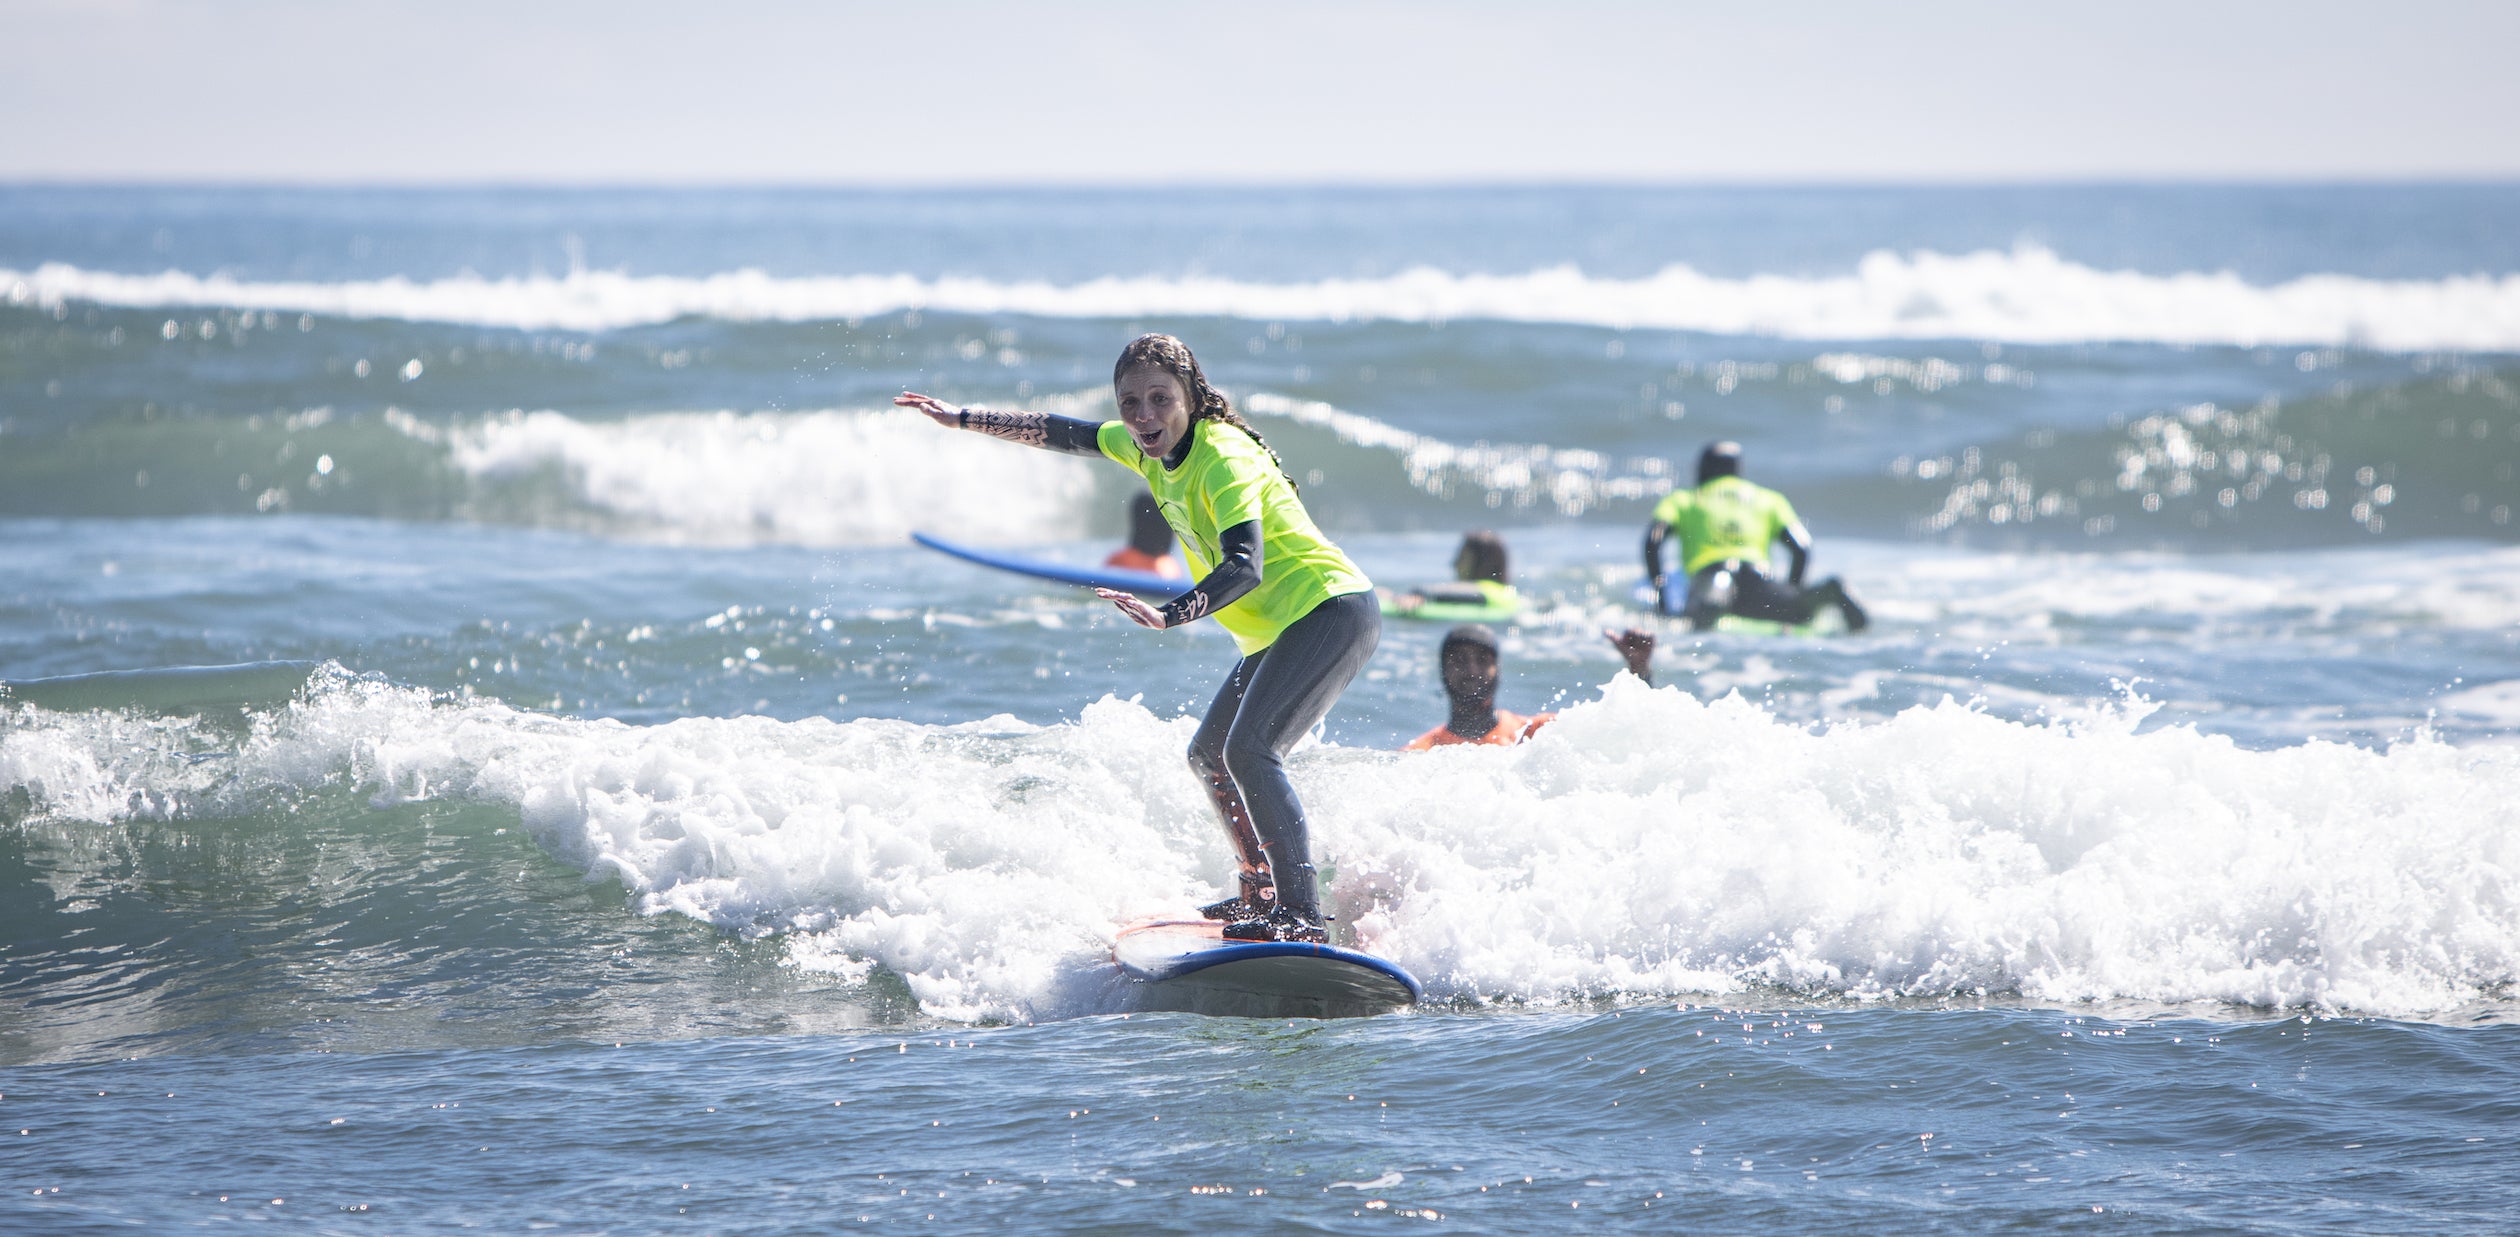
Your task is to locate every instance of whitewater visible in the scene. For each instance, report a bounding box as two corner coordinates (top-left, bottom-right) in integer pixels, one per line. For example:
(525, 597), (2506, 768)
(9, 666), (2516, 1025)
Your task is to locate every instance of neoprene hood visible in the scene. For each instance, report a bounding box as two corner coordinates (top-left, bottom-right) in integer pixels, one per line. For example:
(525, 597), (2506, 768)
(1698, 441), (1743, 484)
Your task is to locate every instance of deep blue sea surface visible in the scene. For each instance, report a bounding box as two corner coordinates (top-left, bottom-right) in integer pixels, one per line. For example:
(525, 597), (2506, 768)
(3, 185), (2517, 1232)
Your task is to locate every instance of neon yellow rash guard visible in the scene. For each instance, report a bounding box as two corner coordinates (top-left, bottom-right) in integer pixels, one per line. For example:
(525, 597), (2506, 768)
(1098, 419), (1372, 655)
(1651, 476), (1809, 575)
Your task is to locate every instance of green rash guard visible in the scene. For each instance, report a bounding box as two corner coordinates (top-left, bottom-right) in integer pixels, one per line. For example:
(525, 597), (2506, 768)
(1651, 476), (1810, 575)
(1098, 419), (1372, 655)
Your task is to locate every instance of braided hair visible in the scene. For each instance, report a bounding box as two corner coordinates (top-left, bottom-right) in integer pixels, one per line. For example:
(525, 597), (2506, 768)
(1113, 333), (1292, 485)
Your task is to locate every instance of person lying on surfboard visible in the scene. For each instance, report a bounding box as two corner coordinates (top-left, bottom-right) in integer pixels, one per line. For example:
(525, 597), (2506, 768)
(1644, 440), (1870, 633)
(1404, 624), (1658, 750)
(896, 333), (1376, 945)
(1105, 491), (1185, 579)
(1380, 530), (1519, 619)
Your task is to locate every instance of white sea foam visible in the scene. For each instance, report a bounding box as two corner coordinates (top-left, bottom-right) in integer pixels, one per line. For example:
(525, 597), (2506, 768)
(392, 395), (1644, 543)
(2441, 679), (2520, 730)
(398, 407), (1107, 545)
(7, 675), (2515, 1020)
(11, 249), (2520, 350)
(1882, 543), (2520, 633)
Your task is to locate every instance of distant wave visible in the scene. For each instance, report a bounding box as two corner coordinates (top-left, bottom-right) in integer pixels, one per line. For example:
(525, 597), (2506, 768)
(412, 397), (1661, 542)
(10, 248), (2520, 350)
(0, 384), (1668, 541)
(406, 406), (1108, 546)
(9, 376), (2510, 546)
(0, 399), (1118, 544)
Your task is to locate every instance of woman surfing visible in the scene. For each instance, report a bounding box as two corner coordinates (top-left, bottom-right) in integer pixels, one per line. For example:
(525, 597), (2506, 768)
(894, 334), (1378, 944)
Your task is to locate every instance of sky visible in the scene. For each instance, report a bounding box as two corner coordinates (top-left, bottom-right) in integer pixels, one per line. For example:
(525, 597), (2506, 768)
(5, 0), (2517, 184)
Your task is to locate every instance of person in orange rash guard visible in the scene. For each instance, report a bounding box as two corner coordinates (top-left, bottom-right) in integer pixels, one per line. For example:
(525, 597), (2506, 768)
(1103, 491), (1185, 579)
(1404, 624), (1657, 750)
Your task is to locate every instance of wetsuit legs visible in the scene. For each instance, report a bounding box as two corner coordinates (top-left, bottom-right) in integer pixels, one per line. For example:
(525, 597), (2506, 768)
(1184, 591), (1380, 917)
(1686, 561), (1868, 632)
(1799, 576), (1870, 632)
(1680, 563), (1729, 631)
(1186, 668), (1272, 904)
(1684, 561), (1798, 629)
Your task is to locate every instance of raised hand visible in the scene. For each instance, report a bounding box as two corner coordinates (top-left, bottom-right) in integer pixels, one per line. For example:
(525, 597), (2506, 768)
(893, 391), (960, 428)
(1603, 626), (1656, 683)
(897, 393), (1051, 446)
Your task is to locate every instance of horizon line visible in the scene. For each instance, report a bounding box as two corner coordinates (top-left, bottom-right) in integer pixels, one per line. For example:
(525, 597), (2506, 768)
(7, 174), (2520, 193)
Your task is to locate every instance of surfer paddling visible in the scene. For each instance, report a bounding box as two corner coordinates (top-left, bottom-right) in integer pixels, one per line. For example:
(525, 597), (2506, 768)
(1382, 530), (1519, 619)
(896, 334), (1377, 945)
(1645, 441), (1870, 633)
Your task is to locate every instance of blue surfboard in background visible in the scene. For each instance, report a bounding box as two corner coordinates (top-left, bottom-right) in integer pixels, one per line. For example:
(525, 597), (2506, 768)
(911, 531), (1185, 595)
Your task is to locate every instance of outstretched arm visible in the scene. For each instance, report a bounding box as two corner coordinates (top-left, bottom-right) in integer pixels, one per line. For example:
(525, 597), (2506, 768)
(894, 392), (1103, 457)
(1099, 520), (1265, 630)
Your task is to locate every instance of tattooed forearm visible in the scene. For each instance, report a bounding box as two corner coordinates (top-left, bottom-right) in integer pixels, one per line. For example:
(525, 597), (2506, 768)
(958, 406), (1048, 447)
(951, 410), (1105, 456)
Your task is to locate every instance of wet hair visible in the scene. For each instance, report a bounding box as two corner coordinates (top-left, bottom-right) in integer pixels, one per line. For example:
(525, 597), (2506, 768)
(1697, 440), (1744, 485)
(1126, 491), (1173, 555)
(1113, 333), (1291, 484)
(1454, 530), (1509, 584)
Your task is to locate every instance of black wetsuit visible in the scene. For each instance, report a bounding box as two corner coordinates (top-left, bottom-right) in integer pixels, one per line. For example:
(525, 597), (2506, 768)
(1186, 591), (1378, 916)
(1022, 411), (1378, 920)
(1681, 560), (1866, 632)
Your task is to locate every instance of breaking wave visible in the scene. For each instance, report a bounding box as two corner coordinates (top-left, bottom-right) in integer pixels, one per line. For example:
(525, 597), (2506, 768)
(6, 675), (2516, 1021)
(12, 247), (2520, 350)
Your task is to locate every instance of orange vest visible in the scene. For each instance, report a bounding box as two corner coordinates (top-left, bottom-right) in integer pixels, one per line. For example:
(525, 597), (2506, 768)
(1404, 709), (1553, 751)
(1104, 546), (1184, 578)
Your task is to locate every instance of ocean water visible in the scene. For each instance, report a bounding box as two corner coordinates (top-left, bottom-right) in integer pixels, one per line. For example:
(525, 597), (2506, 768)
(3, 184), (2518, 1233)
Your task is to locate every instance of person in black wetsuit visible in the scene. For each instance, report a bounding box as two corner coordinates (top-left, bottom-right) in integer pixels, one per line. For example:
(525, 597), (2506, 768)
(895, 334), (1377, 944)
(1644, 441), (1869, 633)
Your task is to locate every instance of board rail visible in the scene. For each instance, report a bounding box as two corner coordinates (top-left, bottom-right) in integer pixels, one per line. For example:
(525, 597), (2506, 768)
(1112, 918), (1422, 1017)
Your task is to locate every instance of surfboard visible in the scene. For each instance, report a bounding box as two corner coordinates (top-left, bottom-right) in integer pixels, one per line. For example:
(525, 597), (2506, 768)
(1378, 588), (1521, 624)
(911, 531), (1185, 595)
(0, 660), (319, 712)
(1631, 578), (1824, 637)
(1112, 918), (1422, 1017)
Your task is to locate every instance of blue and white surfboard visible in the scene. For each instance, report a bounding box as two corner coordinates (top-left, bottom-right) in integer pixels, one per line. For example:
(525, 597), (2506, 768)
(1112, 919), (1422, 1017)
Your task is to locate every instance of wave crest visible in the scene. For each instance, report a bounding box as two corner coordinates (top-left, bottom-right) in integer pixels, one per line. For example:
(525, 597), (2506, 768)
(403, 407), (1107, 546)
(12, 248), (2520, 350)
